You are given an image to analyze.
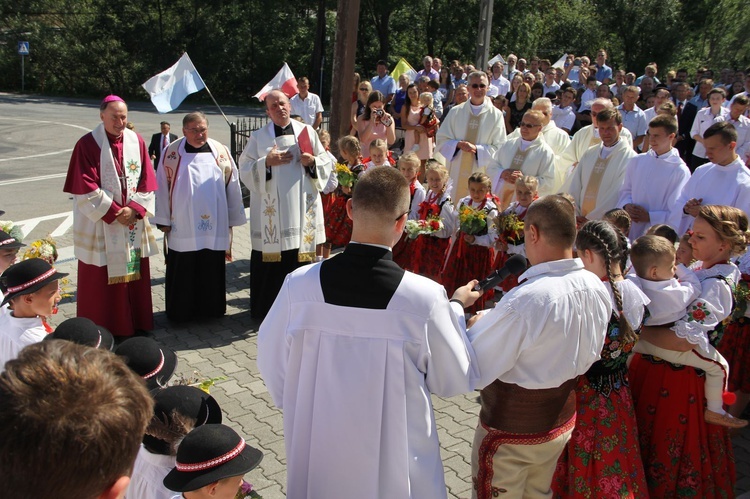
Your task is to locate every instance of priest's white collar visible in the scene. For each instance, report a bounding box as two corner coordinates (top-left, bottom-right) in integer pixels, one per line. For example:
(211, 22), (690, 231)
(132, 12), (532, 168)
(520, 138), (534, 151)
(349, 241), (392, 251)
(599, 140), (620, 158)
(470, 102), (485, 115)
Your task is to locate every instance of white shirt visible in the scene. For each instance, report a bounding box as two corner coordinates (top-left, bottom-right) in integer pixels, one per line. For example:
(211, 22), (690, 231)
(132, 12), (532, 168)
(408, 190), (458, 239)
(617, 148), (691, 240)
(617, 105), (648, 139)
(490, 75), (511, 97)
(552, 105), (576, 132)
(543, 81), (561, 96)
(630, 265), (701, 326)
(468, 258), (611, 389)
(258, 252), (476, 499)
(727, 113), (750, 160)
(0, 313), (46, 368)
(579, 88), (597, 112)
(153, 140), (247, 252)
(290, 92), (324, 128)
(127, 445), (176, 499)
(673, 156), (750, 234)
(690, 106), (730, 158)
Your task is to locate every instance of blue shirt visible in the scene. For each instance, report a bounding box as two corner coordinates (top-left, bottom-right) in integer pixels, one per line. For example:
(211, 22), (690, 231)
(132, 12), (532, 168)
(595, 64), (612, 83)
(370, 75), (397, 97)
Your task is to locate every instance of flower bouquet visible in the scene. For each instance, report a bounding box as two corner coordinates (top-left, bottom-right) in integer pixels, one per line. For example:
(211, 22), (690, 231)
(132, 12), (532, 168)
(235, 480), (263, 498)
(22, 236), (58, 265)
(405, 215), (444, 239)
(0, 220), (23, 242)
(335, 163), (357, 188)
(732, 278), (749, 321)
(458, 205), (487, 235)
(493, 212), (525, 245)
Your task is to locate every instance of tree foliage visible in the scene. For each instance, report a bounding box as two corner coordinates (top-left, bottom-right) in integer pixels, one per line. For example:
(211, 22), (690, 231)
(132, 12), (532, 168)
(0, 0), (748, 104)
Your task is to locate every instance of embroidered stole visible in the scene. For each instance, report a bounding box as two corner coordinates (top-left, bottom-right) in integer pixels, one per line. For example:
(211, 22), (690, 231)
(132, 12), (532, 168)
(498, 147), (530, 211)
(258, 126), (319, 263)
(92, 124), (153, 284)
(456, 112), (483, 200)
(580, 153), (612, 217)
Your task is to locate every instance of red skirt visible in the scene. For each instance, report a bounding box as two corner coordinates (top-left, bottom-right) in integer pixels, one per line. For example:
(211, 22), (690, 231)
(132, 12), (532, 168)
(551, 370), (648, 498)
(410, 235), (450, 277)
(628, 354), (736, 498)
(441, 234), (494, 313)
(718, 317), (750, 393)
(325, 194), (352, 247)
(392, 233), (413, 271)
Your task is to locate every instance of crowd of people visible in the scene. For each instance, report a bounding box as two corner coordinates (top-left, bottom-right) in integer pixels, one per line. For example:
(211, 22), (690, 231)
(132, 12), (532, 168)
(1, 48), (750, 498)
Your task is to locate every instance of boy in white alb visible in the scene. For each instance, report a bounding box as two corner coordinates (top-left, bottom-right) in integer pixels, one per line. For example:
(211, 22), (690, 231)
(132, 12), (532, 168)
(628, 235), (747, 428)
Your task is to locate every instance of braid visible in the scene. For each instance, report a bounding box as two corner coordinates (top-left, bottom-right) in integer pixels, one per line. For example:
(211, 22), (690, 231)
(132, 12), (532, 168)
(576, 221), (637, 343)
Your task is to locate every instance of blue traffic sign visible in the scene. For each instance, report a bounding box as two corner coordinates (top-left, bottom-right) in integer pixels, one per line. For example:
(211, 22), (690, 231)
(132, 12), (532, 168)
(18, 42), (29, 55)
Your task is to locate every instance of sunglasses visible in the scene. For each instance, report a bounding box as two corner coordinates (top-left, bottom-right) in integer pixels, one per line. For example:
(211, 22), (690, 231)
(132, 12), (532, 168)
(359, 87), (369, 91)
(470, 83), (487, 89)
(518, 122), (541, 128)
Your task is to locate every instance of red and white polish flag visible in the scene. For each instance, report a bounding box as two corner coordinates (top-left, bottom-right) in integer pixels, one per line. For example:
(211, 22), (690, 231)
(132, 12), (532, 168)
(253, 63), (298, 101)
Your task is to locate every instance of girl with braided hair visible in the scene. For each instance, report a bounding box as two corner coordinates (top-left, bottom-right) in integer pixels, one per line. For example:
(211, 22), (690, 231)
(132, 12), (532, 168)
(552, 220), (650, 498)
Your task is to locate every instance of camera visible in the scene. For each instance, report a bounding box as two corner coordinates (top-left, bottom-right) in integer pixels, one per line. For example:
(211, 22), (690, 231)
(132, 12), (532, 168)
(374, 109), (384, 117)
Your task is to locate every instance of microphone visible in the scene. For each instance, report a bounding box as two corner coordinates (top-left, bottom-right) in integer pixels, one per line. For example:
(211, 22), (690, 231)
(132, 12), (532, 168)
(473, 254), (528, 292)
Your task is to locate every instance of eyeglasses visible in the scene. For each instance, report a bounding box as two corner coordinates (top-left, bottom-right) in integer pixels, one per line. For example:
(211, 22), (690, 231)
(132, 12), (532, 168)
(185, 127), (208, 134)
(518, 122), (541, 128)
(470, 83), (487, 89)
(359, 87), (369, 91)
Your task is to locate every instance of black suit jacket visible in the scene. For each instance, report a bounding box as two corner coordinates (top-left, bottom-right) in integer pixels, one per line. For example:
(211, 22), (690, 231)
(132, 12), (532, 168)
(148, 132), (178, 170)
(676, 101), (697, 163)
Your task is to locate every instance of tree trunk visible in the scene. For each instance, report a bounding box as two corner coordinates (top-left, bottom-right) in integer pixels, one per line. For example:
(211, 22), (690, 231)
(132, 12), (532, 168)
(311, 0), (327, 95)
(330, 0), (361, 152)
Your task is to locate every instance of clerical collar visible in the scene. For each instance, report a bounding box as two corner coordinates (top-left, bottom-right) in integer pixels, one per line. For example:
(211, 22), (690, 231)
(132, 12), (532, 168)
(185, 142), (211, 153)
(274, 122), (294, 136)
(349, 240), (392, 251)
(470, 102), (484, 115)
(520, 139), (534, 151)
(600, 140), (620, 158)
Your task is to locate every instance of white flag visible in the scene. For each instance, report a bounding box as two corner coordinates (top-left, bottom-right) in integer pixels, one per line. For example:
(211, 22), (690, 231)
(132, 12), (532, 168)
(551, 54), (568, 70)
(142, 53), (205, 113)
(487, 54), (506, 69)
(254, 63), (298, 101)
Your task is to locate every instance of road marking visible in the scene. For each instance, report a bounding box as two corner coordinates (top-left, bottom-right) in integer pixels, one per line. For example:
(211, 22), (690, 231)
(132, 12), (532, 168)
(50, 212), (74, 237)
(0, 172), (68, 186)
(13, 211), (72, 238)
(0, 149), (74, 163)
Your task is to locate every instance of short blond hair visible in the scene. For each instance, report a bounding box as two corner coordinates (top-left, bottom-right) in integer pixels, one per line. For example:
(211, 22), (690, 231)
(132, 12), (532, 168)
(630, 235), (675, 278)
(398, 152), (420, 171)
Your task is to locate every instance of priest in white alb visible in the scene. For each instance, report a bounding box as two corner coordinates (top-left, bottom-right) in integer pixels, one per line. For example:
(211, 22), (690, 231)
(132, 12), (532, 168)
(558, 98), (633, 175)
(436, 71), (506, 199)
(239, 89), (332, 320)
(258, 167), (481, 499)
(563, 108), (637, 223)
(507, 98), (571, 191)
(487, 110), (556, 209)
(617, 115), (691, 241)
(153, 112), (247, 321)
(672, 121), (750, 234)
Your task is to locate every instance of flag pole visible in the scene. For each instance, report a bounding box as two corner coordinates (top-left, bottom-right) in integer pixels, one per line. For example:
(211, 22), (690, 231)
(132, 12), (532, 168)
(200, 79), (231, 127)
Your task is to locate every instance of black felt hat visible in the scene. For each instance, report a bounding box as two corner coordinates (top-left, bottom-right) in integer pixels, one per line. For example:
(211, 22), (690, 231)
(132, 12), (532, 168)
(163, 424), (264, 492)
(46, 317), (115, 351)
(144, 385), (223, 455)
(0, 230), (24, 250)
(116, 337), (177, 390)
(0, 258), (68, 306)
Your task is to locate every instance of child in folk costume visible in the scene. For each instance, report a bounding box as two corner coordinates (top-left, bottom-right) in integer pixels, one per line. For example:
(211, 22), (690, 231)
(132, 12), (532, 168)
(630, 206), (749, 428)
(392, 152), (426, 270)
(552, 220), (650, 498)
(317, 130), (339, 260)
(442, 172), (498, 313)
(0, 258), (66, 367)
(719, 240), (750, 420)
(492, 175), (538, 293)
(325, 135), (364, 248)
(409, 160), (457, 282)
(362, 139), (394, 170)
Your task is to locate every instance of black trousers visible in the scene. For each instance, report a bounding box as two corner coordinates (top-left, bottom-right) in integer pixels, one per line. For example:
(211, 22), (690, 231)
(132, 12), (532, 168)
(250, 249), (306, 320)
(165, 249), (226, 322)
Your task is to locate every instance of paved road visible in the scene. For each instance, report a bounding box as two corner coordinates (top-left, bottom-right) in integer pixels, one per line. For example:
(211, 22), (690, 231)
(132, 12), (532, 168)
(3, 93), (749, 498)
